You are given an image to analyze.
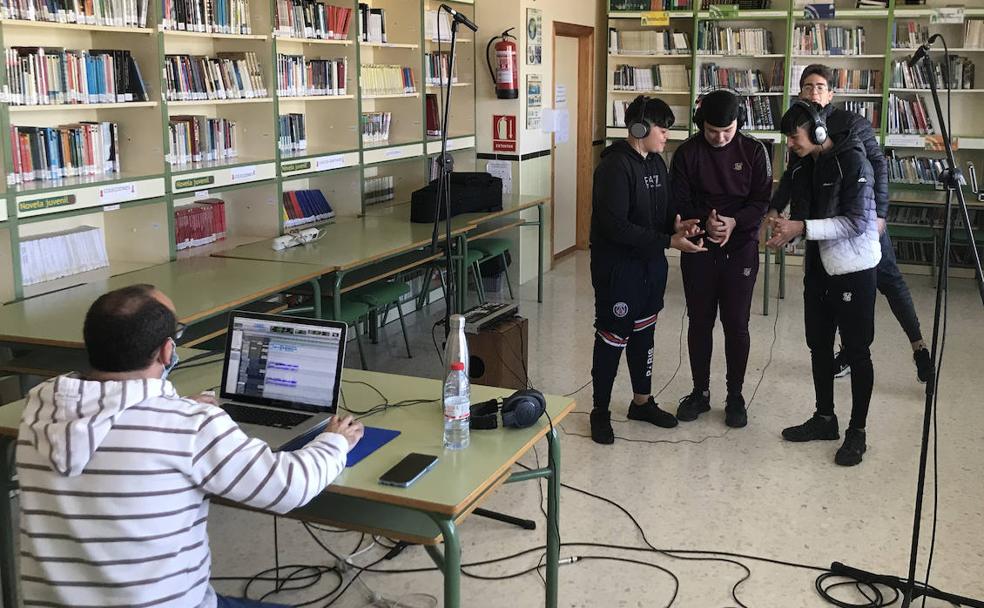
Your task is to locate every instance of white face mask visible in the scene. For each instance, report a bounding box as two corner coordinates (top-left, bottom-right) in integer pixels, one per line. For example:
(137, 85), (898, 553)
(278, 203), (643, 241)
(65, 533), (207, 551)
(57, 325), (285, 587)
(161, 338), (179, 381)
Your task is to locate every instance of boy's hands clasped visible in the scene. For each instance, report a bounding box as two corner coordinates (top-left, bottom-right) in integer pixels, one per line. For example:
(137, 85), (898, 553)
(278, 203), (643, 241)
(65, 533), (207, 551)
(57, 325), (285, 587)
(671, 214), (708, 253)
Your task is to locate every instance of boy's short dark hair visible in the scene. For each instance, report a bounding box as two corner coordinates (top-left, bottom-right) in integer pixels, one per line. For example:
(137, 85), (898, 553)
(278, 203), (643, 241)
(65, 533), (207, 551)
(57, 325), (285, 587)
(780, 101), (823, 137)
(799, 64), (834, 89)
(698, 89), (741, 128)
(83, 284), (177, 372)
(625, 95), (675, 130)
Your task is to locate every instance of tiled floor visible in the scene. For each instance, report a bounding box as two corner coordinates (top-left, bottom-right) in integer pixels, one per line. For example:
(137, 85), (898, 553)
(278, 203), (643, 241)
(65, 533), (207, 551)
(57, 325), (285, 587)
(207, 251), (984, 607)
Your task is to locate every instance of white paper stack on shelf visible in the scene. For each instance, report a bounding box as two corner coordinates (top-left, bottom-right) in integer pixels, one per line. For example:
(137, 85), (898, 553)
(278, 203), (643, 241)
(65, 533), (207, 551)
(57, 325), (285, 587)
(425, 9), (452, 42)
(19, 226), (109, 286)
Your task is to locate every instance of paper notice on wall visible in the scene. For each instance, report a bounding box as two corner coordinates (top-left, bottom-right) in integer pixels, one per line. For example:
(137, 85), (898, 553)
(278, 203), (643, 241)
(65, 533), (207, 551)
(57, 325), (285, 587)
(486, 160), (513, 194)
(540, 108), (556, 133)
(556, 84), (567, 108)
(555, 109), (570, 144)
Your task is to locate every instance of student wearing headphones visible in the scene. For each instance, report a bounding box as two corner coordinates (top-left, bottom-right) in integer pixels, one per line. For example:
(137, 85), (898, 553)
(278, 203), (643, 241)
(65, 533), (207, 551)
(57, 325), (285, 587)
(589, 95), (706, 445)
(768, 101), (881, 466)
(669, 89), (773, 428)
(771, 64), (933, 384)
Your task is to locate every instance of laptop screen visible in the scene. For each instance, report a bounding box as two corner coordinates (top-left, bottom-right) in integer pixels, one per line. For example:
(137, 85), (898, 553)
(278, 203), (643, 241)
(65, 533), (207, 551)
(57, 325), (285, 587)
(221, 313), (345, 411)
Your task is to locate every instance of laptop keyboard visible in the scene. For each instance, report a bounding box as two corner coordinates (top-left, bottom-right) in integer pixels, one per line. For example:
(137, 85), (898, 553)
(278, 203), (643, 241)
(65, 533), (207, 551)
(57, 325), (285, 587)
(222, 403), (313, 429)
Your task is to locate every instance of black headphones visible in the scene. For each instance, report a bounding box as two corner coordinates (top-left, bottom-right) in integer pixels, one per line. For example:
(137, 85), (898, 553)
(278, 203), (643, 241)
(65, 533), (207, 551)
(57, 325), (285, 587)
(627, 96), (656, 139)
(693, 88), (747, 131)
(470, 389), (546, 430)
(790, 99), (828, 145)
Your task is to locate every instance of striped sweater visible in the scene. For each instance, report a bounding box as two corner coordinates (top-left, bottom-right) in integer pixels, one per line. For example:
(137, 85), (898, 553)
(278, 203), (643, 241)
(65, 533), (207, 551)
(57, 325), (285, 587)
(16, 374), (350, 608)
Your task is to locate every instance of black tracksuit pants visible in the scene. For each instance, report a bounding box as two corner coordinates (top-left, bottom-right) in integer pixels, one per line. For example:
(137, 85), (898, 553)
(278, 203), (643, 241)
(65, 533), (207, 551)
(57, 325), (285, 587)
(875, 230), (922, 344)
(680, 240), (759, 397)
(805, 247), (877, 430)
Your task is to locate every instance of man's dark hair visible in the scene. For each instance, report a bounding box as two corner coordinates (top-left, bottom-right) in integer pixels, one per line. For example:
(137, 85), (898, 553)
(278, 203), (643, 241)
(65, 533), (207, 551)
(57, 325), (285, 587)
(625, 95), (675, 131)
(83, 284), (176, 372)
(799, 64), (834, 89)
(699, 89), (741, 128)
(780, 101), (822, 137)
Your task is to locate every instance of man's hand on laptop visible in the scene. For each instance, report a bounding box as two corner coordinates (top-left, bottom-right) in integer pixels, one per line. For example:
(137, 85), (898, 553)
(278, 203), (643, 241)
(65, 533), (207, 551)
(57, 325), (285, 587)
(193, 391), (218, 405)
(325, 415), (364, 451)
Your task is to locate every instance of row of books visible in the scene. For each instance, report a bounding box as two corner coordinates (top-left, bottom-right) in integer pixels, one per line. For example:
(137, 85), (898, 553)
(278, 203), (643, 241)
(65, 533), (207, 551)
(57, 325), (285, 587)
(892, 239), (935, 265)
(276, 55), (348, 97)
(161, 0), (251, 34)
(738, 96), (776, 130)
(9, 122), (119, 185)
(424, 51), (457, 86)
(888, 152), (944, 186)
(357, 2), (386, 43)
(4, 47), (148, 106)
(278, 112), (306, 152)
(283, 189), (334, 228)
(610, 0), (691, 10)
(608, 29), (691, 56)
(612, 64), (690, 92)
(174, 200), (227, 251)
(424, 9), (452, 42)
(425, 93), (440, 137)
(0, 0), (149, 26)
(361, 64), (416, 96)
(698, 64), (774, 93)
(966, 19), (984, 49)
(837, 100), (879, 127)
(792, 24), (867, 56)
(887, 93), (934, 135)
(164, 53), (267, 101)
(363, 175), (394, 205)
(20, 226), (109, 286)
(892, 21), (929, 50)
(696, 24), (774, 55)
(361, 111), (391, 144)
(167, 116), (237, 166)
(702, 0), (769, 6)
(274, 0), (352, 40)
(791, 66), (881, 93)
(611, 100), (688, 127)
(891, 56), (975, 90)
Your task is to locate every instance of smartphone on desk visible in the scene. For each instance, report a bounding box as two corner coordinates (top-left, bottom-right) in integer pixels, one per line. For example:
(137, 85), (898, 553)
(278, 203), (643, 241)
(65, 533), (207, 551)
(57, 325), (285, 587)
(378, 453), (439, 488)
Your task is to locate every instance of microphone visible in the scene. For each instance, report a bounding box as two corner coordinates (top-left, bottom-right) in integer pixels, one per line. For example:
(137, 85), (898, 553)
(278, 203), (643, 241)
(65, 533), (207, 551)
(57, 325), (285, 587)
(440, 3), (478, 32)
(908, 43), (931, 68)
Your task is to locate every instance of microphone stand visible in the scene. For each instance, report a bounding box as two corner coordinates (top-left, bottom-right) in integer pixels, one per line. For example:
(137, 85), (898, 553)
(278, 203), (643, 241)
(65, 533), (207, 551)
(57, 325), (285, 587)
(829, 39), (984, 608)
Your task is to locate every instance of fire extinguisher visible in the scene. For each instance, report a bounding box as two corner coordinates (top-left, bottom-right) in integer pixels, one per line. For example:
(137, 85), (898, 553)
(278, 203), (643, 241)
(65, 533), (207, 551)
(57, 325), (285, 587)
(486, 28), (519, 99)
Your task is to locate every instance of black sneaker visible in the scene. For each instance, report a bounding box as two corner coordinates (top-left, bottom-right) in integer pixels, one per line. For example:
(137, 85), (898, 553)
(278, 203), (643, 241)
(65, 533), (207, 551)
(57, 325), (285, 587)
(782, 413), (840, 442)
(590, 409), (614, 445)
(835, 428), (867, 466)
(834, 349), (851, 378)
(677, 390), (711, 422)
(914, 348), (934, 384)
(627, 397), (678, 428)
(724, 394), (747, 428)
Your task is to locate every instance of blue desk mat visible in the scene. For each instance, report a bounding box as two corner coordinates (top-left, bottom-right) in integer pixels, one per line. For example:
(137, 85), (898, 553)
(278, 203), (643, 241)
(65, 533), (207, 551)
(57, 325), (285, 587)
(345, 426), (401, 467)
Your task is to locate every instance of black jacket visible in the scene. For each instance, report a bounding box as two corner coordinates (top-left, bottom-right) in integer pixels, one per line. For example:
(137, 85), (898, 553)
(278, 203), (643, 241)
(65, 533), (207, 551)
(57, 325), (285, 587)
(590, 140), (673, 259)
(771, 106), (889, 218)
(785, 134), (881, 275)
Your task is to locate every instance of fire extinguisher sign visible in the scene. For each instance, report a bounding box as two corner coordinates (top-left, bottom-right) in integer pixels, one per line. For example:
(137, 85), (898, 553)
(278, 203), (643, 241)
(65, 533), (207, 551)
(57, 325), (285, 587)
(492, 115), (517, 152)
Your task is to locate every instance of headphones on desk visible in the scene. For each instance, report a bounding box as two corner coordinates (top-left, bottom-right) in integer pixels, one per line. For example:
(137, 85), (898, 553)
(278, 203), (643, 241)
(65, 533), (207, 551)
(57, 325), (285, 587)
(693, 88), (747, 131)
(470, 389), (546, 430)
(790, 99), (828, 145)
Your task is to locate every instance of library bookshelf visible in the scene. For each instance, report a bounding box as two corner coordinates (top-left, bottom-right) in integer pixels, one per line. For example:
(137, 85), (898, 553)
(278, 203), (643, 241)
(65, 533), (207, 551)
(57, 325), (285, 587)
(607, 0), (984, 276)
(0, 0), (476, 302)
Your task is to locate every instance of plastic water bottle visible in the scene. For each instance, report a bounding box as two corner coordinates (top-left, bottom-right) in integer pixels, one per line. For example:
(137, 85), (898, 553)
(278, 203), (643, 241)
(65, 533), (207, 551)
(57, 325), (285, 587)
(443, 314), (469, 379)
(443, 361), (471, 450)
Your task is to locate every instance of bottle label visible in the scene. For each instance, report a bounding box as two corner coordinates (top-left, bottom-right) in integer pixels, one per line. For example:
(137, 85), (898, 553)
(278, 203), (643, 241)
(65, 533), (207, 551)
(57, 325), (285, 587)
(444, 396), (470, 421)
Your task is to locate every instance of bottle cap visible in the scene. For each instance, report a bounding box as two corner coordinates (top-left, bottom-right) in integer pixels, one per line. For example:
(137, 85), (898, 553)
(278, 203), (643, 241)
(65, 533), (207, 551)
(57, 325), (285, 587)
(451, 361), (465, 371)
(449, 314), (465, 327)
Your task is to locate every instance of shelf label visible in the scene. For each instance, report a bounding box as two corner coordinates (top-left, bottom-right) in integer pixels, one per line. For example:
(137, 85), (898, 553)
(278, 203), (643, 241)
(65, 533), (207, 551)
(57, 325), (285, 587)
(886, 134), (926, 148)
(175, 175), (215, 190)
(640, 10), (669, 26)
(384, 149), (405, 159)
(282, 161), (312, 173)
(18, 194), (76, 214)
(708, 4), (739, 18)
(931, 7), (964, 23)
(231, 165), (258, 181)
(316, 155), (348, 171)
(194, 189), (210, 200)
(98, 182), (137, 204)
(103, 204), (121, 212)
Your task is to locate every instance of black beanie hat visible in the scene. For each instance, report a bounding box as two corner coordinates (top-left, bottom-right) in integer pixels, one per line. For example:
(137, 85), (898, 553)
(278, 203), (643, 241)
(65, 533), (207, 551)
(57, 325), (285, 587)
(699, 89), (740, 128)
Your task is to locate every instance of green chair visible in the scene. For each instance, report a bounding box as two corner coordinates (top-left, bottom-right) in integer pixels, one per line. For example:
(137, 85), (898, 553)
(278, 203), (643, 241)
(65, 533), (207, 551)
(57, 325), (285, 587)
(464, 248), (487, 305)
(323, 296), (372, 370)
(349, 280), (413, 359)
(470, 237), (514, 299)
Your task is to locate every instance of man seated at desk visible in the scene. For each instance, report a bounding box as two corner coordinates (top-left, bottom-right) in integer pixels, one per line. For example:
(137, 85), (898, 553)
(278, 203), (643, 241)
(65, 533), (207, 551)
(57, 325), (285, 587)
(15, 284), (364, 608)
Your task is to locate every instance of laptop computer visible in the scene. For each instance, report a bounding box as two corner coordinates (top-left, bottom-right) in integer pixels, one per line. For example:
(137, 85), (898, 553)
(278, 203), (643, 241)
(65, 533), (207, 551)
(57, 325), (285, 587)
(217, 310), (347, 450)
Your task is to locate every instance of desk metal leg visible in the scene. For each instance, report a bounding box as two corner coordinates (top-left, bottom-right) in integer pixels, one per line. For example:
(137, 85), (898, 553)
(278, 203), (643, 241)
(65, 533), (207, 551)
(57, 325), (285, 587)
(425, 517), (461, 608)
(545, 425), (561, 608)
(309, 279), (322, 319)
(779, 248), (787, 299)
(537, 203), (545, 303)
(456, 236), (468, 314)
(1, 436), (18, 608)
(332, 272), (345, 321)
(763, 243), (771, 316)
